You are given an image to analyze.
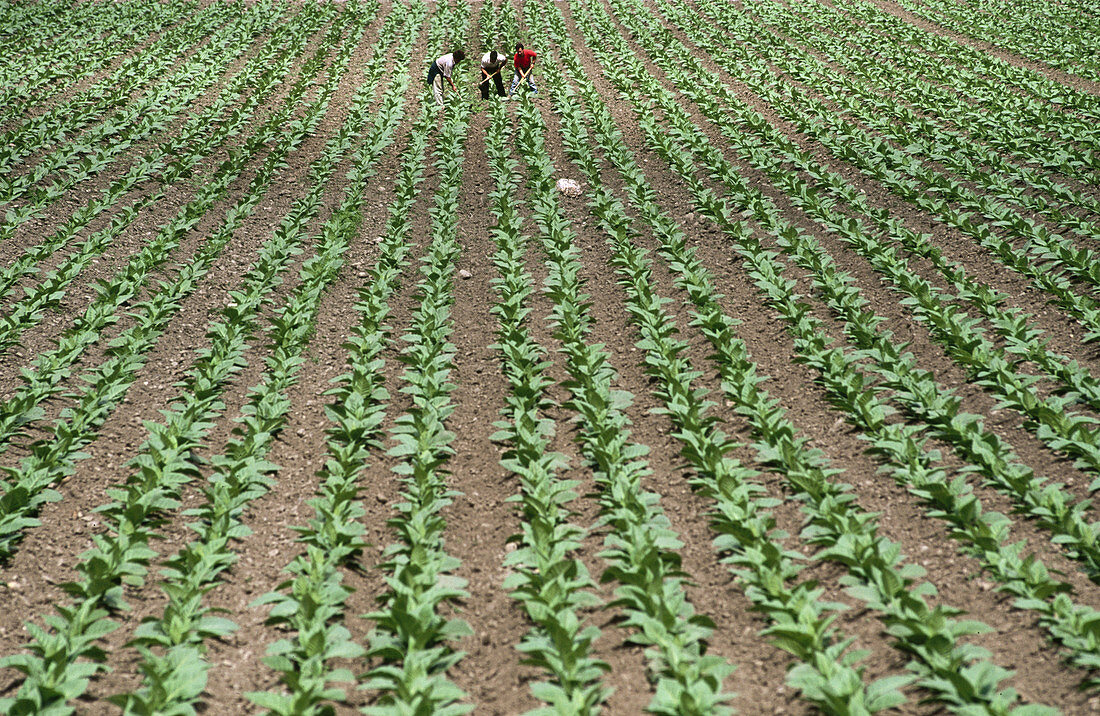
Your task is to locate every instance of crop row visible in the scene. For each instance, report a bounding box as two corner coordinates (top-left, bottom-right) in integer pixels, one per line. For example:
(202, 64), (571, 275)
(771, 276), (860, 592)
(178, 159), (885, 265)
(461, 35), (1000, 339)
(249, 3), (430, 712)
(0, 0), (197, 128)
(0, 1), (349, 563)
(359, 2), (475, 712)
(0, 3), (392, 712)
(479, 3), (613, 709)
(573, 0), (1099, 705)
(475, 0), (610, 711)
(643, 0), (1100, 589)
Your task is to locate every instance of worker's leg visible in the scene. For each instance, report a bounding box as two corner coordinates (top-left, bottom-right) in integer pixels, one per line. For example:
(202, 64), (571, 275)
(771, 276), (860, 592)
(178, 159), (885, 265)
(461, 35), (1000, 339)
(493, 72), (506, 97)
(432, 73), (444, 106)
(480, 77), (490, 99)
(508, 69), (521, 96)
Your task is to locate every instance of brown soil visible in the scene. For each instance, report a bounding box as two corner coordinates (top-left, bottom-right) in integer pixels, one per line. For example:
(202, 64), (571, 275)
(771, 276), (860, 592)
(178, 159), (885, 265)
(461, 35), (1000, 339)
(2, 0), (1100, 713)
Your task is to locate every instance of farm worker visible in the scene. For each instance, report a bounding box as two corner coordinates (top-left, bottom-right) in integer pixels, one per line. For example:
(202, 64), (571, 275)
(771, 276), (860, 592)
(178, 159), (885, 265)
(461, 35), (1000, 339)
(426, 49), (466, 107)
(480, 50), (508, 99)
(508, 43), (538, 98)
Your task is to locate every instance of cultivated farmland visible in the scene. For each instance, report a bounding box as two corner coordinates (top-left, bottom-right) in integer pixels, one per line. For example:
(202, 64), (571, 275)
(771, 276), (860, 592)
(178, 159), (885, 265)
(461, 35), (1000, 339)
(1, 0), (1100, 712)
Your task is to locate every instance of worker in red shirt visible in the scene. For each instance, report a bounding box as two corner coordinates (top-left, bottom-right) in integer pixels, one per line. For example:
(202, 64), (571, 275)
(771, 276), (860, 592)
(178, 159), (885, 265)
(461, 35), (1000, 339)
(508, 43), (538, 98)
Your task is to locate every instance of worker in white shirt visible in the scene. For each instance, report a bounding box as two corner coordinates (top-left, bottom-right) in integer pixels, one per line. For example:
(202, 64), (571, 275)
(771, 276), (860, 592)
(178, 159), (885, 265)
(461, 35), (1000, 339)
(426, 49), (466, 107)
(480, 50), (508, 99)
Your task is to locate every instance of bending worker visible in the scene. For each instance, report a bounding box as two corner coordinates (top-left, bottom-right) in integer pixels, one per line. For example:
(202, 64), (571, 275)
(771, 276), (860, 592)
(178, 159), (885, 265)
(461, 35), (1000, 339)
(509, 43), (538, 97)
(480, 50), (508, 99)
(426, 49), (466, 107)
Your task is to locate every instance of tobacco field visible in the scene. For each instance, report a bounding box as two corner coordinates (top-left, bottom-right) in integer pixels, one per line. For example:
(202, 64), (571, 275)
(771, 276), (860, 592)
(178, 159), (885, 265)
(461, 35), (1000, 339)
(1, 0), (1100, 712)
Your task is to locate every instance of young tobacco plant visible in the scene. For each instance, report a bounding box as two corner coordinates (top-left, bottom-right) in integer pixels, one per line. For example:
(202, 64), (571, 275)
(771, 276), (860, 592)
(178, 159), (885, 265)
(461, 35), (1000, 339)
(484, 92), (610, 713)
(535, 7), (909, 712)
(245, 6), (426, 713)
(570, 1), (1059, 711)
(362, 5), (475, 710)
(511, 32), (734, 708)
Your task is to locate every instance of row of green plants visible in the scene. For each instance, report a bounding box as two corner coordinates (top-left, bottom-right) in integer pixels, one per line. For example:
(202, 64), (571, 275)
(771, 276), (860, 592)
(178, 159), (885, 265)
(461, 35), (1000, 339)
(0, 2), (351, 560)
(568, 0), (1066, 711)
(515, 5), (738, 712)
(644, 0), (1100, 581)
(360, 2), (475, 711)
(0, 5), (387, 712)
(247, 5), (430, 712)
(0, 0), (291, 329)
(481, 38), (611, 714)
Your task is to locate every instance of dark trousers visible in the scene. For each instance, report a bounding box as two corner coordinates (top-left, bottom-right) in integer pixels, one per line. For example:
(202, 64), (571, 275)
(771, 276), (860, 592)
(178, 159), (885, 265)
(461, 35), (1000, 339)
(480, 71), (505, 98)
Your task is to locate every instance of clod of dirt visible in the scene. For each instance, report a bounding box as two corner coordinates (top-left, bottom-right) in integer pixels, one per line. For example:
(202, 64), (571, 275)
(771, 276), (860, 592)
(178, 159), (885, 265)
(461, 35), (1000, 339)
(458, 269), (473, 279)
(555, 178), (582, 196)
